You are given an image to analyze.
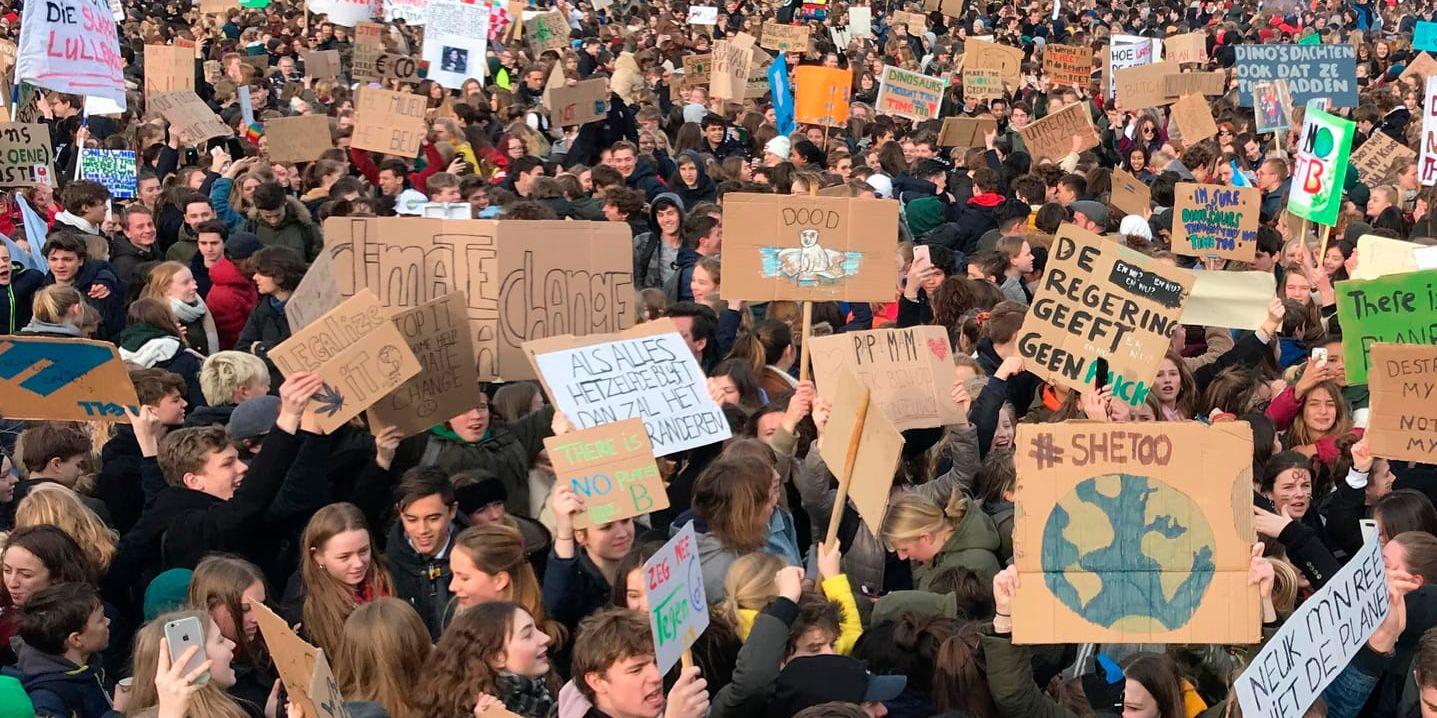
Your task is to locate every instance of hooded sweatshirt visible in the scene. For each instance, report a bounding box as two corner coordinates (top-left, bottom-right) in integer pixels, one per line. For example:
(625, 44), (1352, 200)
(1, 262), (43, 334)
(912, 496), (1003, 590)
(6, 640), (119, 718)
(670, 149), (718, 207)
(245, 196), (321, 261)
(633, 192), (686, 290)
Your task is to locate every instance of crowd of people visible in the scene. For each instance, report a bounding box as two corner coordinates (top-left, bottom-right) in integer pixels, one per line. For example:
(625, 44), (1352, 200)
(0, 0), (1434, 715)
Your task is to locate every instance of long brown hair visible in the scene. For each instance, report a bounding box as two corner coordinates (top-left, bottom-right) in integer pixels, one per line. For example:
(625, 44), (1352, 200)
(413, 601), (556, 718)
(188, 554), (268, 668)
(450, 523), (564, 646)
(333, 598), (432, 718)
(692, 456), (773, 552)
(300, 503), (394, 657)
(1286, 380), (1353, 447)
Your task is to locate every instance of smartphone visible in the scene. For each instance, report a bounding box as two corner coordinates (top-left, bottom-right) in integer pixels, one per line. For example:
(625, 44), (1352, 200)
(1093, 357), (1109, 391)
(914, 245), (931, 268)
(1311, 347), (1328, 366)
(163, 616), (209, 685)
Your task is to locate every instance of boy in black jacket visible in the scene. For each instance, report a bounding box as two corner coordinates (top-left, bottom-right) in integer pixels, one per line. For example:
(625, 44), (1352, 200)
(8, 583), (118, 718)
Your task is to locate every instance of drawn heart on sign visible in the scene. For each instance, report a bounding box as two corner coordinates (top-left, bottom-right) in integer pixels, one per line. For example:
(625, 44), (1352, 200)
(927, 338), (948, 360)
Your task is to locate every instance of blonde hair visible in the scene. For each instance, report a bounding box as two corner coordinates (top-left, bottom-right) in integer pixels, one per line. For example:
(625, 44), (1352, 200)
(333, 598), (432, 718)
(14, 483), (118, 572)
(199, 352), (270, 406)
(125, 611), (249, 718)
(1269, 558), (1299, 615)
(31, 284), (84, 325)
(879, 492), (968, 549)
(451, 523), (565, 646)
(140, 261), (191, 302)
(300, 503), (395, 657)
(188, 555), (268, 667)
(720, 552), (785, 627)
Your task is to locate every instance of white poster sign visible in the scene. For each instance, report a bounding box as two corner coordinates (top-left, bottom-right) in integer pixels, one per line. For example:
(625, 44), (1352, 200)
(383, 0), (428, 24)
(1421, 76), (1437, 187)
(421, 0), (490, 88)
(308, 0), (380, 26)
(687, 5), (717, 24)
(16, 0), (126, 106)
(1108, 35), (1153, 99)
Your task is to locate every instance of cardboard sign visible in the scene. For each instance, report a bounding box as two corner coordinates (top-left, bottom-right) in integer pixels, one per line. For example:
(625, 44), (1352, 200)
(1166, 32), (1209, 64)
(1353, 235), (1424, 280)
(1236, 531), (1386, 717)
(687, 5), (717, 24)
(365, 292), (482, 437)
(745, 48), (773, 100)
(793, 66), (851, 127)
(1109, 168), (1151, 218)
(1170, 93), (1217, 143)
(1288, 107), (1355, 226)
(721, 193), (899, 302)
(809, 326), (963, 430)
(527, 11), (569, 55)
(644, 524), (709, 674)
(710, 36), (755, 101)
(78, 148), (136, 198)
(1018, 101), (1100, 162)
(921, 0), (964, 17)
(1402, 52), (1437, 83)
(199, 0), (237, 14)
(1164, 71), (1225, 99)
(287, 251), (342, 333)
(875, 65), (945, 121)
(1179, 271), (1275, 331)
(527, 320), (730, 456)
(816, 365), (903, 535)
(1043, 43), (1091, 88)
(1018, 224), (1194, 406)
(1335, 269), (1437, 385)
(144, 44), (195, 101)
(965, 38), (1023, 88)
(354, 51), (423, 83)
(264, 116), (333, 164)
(1234, 44), (1357, 107)
(302, 49), (341, 80)
(1105, 38), (1153, 99)
(548, 78), (609, 126)
(16, 0), (126, 107)
(682, 54), (712, 88)
(1013, 421), (1259, 644)
(891, 10), (926, 33)
(352, 87), (426, 158)
(1367, 344), (1437, 462)
(1424, 77), (1437, 187)
(250, 601), (352, 718)
(150, 91), (233, 143)
(0, 123), (53, 188)
(937, 116), (996, 147)
(1114, 61), (1175, 108)
(962, 68), (1004, 101)
(1351, 132), (1415, 186)
(544, 418), (668, 529)
(267, 290), (421, 434)
(761, 21), (809, 52)
(422, 0), (490, 89)
(1172, 183), (1258, 262)
(0, 336), (139, 421)
(321, 217), (633, 381)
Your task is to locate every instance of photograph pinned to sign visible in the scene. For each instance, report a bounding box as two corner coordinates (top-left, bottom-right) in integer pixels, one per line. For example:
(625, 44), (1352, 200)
(1251, 79), (1293, 134)
(644, 523), (710, 675)
(544, 418), (668, 530)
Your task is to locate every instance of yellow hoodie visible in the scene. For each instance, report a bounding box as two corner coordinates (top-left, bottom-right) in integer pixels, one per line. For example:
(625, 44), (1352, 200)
(733, 574), (865, 655)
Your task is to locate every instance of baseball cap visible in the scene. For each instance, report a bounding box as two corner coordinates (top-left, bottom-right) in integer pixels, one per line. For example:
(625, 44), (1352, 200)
(768, 655), (907, 718)
(228, 395), (281, 442)
(1071, 199), (1110, 228)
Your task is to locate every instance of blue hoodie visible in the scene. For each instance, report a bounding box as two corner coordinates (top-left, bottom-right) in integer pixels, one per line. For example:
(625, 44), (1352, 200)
(4, 641), (120, 718)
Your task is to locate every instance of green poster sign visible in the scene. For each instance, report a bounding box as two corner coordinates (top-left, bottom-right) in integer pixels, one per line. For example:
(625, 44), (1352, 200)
(1287, 107), (1354, 227)
(1335, 269), (1437, 384)
(1298, 32), (1320, 45)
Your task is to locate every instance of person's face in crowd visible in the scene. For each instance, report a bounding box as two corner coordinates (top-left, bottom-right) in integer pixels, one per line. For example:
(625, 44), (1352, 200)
(449, 548), (509, 610)
(578, 518), (635, 563)
(241, 177), (262, 199)
(1399, 163), (1419, 191)
(901, 140), (916, 163)
(603, 202), (626, 223)
(378, 169), (405, 196)
(0, 455), (16, 504)
(138, 177), (162, 207)
(202, 617), (239, 689)
(655, 205), (681, 235)
(468, 187), (490, 213)
(253, 269), (283, 295)
(789, 626), (837, 660)
(711, 374), (740, 404)
(1123, 677), (1161, 718)
(1282, 241), (1308, 270)
(71, 604), (110, 657)
(1383, 539), (1415, 579)
(211, 580), (265, 646)
(448, 397), (492, 442)
(1367, 190), (1391, 218)
(678, 161), (699, 188)
(1012, 241), (1033, 273)
(47, 250), (82, 284)
(500, 608), (552, 678)
(3, 547), (50, 607)
(1255, 162), (1281, 192)
(315, 528), (372, 588)
(469, 499), (506, 527)
(753, 409), (785, 445)
(0, 245), (10, 286)
(196, 233), (225, 266)
(432, 184), (462, 203)
(1252, 248), (1277, 273)
(832, 157), (852, 178)
(257, 203), (288, 227)
(278, 57), (294, 75)
(1215, 162), (1234, 185)
(891, 530), (943, 563)
(1302, 385), (1339, 435)
(270, 163), (290, 188)
(638, 133), (656, 154)
(587, 653), (665, 718)
(1153, 358), (1182, 406)
(1322, 245), (1346, 274)
(612, 148), (639, 178)
(623, 567), (648, 611)
(525, 69), (546, 90)
(153, 389), (188, 426)
(400, 493), (457, 557)
(1268, 466), (1313, 519)
(1283, 271), (1312, 302)
(32, 183), (53, 210)
(1055, 183), (1077, 207)
(806, 126), (825, 146)
(1244, 140), (1263, 164)
(704, 123), (725, 146)
(850, 105), (870, 122)
(507, 138), (527, 159)
(1128, 149), (1146, 172)
(823, 53), (839, 68)
(184, 445), (248, 501)
(670, 316), (706, 361)
(185, 201), (215, 230)
(500, 50), (515, 67)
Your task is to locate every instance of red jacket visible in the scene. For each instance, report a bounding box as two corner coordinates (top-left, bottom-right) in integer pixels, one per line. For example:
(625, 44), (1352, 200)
(206, 258), (258, 350)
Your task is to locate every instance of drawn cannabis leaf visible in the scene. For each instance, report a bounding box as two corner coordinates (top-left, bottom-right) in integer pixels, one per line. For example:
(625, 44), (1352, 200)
(313, 382), (345, 417)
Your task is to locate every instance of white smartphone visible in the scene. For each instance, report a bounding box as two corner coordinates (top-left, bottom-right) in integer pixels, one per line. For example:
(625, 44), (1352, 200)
(163, 616), (210, 685)
(1311, 347), (1328, 366)
(914, 244), (932, 268)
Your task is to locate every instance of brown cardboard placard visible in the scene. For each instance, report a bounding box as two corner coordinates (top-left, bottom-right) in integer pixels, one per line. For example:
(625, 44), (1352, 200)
(286, 250), (341, 333)
(144, 44), (195, 102)
(745, 48), (773, 99)
(1114, 61), (1176, 108)
(1172, 183), (1259, 262)
(892, 10), (927, 33)
(815, 365), (904, 535)
(354, 51), (422, 83)
(1401, 52), (1437, 82)
(760, 21), (810, 52)
(1012, 421), (1259, 644)
(1350, 132), (1416, 186)
(321, 217), (634, 382)
(548, 78), (609, 126)
(1170, 92), (1218, 143)
(249, 601), (349, 718)
(1163, 70), (1225, 99)
(1043, 43), (1092, 88)
(962, 67), (1004, 100)
(937, 116), (997, 147)
(267, 290), (422, 434)
(0, 336), (139, 422)
(150, 91), (234, 143)
(964, 38), (1024, 88)
(263, 115), (333, 164)
(1367, 344), (1437, 463)
(1165, 32), (1209, 64)
(354, 21), (385, 50)
(544, 418), (668, 529)
(720, 193), (899, 302)
(365, 292), (481, 437)
(0, 123), (53, 188)
(198, 0), (237, 14)
(793, 66), (852, 127)
(921, 0), (964, 17)
(682, 54), (713, 88)
(1109, 168), (1151, 218)
(710, 37), (754, 101)
(809, 325), (963, 430)
(351, 86), (426, 158)
(1017, 223), (1194, 405)
(527, 11), (570, 55)
(302, 49), (341, 80)
(1018, 101), (1099, 162)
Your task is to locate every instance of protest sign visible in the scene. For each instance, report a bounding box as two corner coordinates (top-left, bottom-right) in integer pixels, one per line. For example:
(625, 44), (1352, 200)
(1367, 344), (1437, 462)
(199, 0), (237, 13)
(1110, 168), (1151, 218)
(1403, 52), (1437, 83)
(875, 65), (945, 122)
(1165, 31), (1208, 64)
(809, 325), (963, 430)
(144, 44), (195, 101)
(322, 216), (634, 382)
(16, 0), (126, 106)
(1252, 79), (1294, 134)
(1017, 101), (1100, 162)
(526, 11), (569, 56)
(744, 47), (773, 100)
(922, 0), (964, 16)
(962, 68), (1004, 101)
(354, 51), (423, 83)
(1418, 21), (1437, 52)
(365, 292), (481, 437)
(1018, 224), (1194, 406)
(1353, 235), (1424, 280)
(1335, 269), (1437, 385)
(848, 6), (871, 36)
(1179, 271), (1275, 331)
(1350, 132), (1415, 186)
(250, 601), (351, 718)
(527, 320), (729, 456)
(150, 91), (233, 143)
(263, 116), (333, 165)
(769, 52), (793, 134)
(793, 66), (851, 127)
(1235, 531), (1386, 717)
(1105, 37), (1152, 99)
(937, 116), (997, 148)
(965, 38), (1024, 88)
(423, 0), (490, 89)
(311, 0), (379, 25)
(1170, 92), (1218, 143)
(681, 54), (712, 88)
(352, 87), (426, 158)
(1423, 77), (1437, 187)
(77, 148), (135, 198)
(644, 524), (709, 674)
(1172, 183), (1259, 262)
(383, 0), (429, 24)
(710, 36), (755, 101)
(721, 193), (899, 302)
(544, 419), (667, 529)
(1043, 43), (1092, 88)
(892, 10), (926, 33)
(1234, 44), (1357, 107)
(1163, 71), (1225, 99)
(1114, 61), (1175, 108)
(816, 365), (903, 536)
(0, 336), (139, 421)
(1013, 421), (1259, 644)
(286, 251), (341, 333)
(268, 290), (422, 434)
(1288, 107), (1355, 226)
(548, 78), (609, 126)
(761, 21), (809, 52)
(0, 123), (53, 188)
(687, 5), (717, 24)
(302, 49), (341, 79)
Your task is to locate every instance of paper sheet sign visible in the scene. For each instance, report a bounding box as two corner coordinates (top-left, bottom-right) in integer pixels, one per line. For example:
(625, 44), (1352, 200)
(1172, 183), (1258, 262)
(1179, 271), (1275, 331)
(793, 66), (851, 127)
(1012, 422), (1259, 645)
(250, 601), (352, 718)
(644, 523), (709, 675)
(687, 5), (717, 24)
(815, 365), (903, 535)
(1234, 44), (1356, 108)
(1018, 224), (1194, 407)
(809, 326), (963, 431)
(710, 37), (755, 101)
(16, 0), (126, 107)
(545, 418), (668, 529)
(0, 336), (139, 421)
(366, 292), (482, 438)
(1352, 234), (1424, 280)
(1335, 269), (1437, 385)
(1367, 344), (1437, 462)
(1165, 31), (1208, 64)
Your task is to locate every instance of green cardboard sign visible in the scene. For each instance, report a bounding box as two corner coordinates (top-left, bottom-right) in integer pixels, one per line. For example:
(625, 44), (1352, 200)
(1287, 108), (1354, 227)
(1335, 269), (1437, 384)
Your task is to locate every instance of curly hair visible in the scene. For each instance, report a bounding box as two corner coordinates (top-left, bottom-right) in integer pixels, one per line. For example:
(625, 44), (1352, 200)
(412, 601), (555, 717)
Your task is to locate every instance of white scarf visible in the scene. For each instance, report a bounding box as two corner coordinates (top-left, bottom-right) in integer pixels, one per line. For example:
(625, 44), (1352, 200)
(170, 296), (220, 355)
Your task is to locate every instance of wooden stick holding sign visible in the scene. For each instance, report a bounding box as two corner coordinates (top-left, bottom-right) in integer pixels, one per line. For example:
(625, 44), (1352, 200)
(821, 368), (870, 546)
(798, 299), (813, 383)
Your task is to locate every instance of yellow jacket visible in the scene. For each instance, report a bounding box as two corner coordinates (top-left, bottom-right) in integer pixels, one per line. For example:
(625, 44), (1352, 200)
(734, 574), (864, 655)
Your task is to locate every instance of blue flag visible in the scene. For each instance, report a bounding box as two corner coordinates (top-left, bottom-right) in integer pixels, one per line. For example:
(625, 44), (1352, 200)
(15, 194), (50, 275)
(1230, 160), (1253, 189)
(769, 53), (795, 137)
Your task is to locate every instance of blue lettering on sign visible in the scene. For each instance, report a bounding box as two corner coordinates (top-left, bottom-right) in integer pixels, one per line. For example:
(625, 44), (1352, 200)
(0, 340), (112, 396)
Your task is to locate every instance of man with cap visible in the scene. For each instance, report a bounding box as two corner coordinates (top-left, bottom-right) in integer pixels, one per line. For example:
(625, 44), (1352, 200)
(207, 231), (261, 350)
(1070, 200), (1110, 235)
(227, 394), (282, 461)
(768, 655), (906, 717)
